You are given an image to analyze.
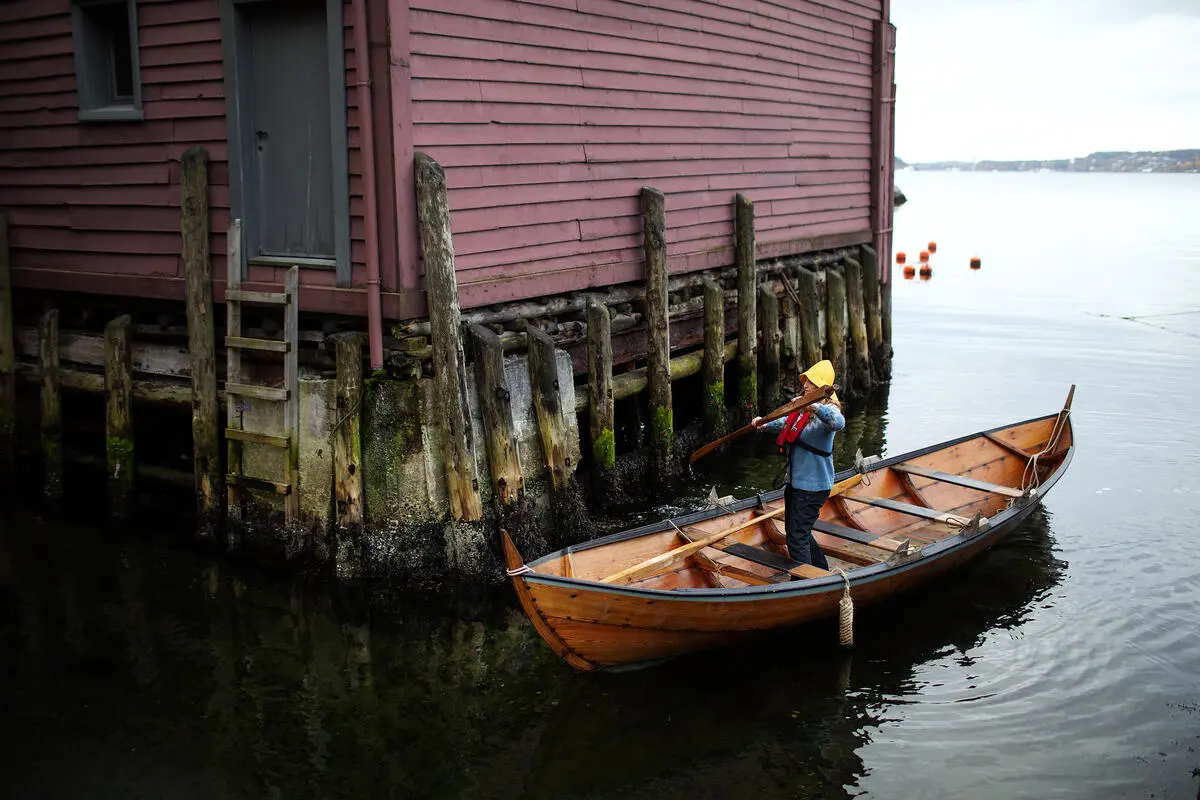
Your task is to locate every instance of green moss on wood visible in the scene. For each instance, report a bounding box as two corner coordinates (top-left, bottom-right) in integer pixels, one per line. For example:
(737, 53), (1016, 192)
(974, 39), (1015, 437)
(592, 427), (616, 470)
(106, 436), (134, 474)
(650, 405), (674, 452)
(703, 381), (725, 428)
(738, 373), (757, 411)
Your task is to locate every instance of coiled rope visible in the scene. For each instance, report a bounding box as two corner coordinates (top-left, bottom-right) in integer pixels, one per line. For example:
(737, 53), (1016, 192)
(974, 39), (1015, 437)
(1021, 408), (1071, 492)
(836, 568), (854, 647)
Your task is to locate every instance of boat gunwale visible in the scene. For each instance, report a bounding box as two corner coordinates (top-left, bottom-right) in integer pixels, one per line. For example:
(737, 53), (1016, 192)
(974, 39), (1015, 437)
(521, 412), (1073, 601)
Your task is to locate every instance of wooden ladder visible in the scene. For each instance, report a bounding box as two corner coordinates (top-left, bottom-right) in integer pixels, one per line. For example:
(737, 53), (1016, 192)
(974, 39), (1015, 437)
(225, 220), (300, 520)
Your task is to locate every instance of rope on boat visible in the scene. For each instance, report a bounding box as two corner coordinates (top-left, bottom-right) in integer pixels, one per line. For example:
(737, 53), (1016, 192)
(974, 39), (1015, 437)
(836, 568), (854, 647)
(505, 564), (533, 577)
(1021, 408), (1071, 493)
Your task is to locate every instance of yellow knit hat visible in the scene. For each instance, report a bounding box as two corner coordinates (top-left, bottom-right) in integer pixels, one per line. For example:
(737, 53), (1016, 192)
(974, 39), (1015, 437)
(801, 360), (839, 405)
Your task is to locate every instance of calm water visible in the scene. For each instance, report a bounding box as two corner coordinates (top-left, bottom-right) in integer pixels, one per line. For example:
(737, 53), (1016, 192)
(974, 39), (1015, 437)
(2, 171), (1199, 798)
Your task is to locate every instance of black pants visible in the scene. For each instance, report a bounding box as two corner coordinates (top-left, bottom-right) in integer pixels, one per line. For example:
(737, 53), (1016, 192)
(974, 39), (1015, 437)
(784, 486), (831, 569)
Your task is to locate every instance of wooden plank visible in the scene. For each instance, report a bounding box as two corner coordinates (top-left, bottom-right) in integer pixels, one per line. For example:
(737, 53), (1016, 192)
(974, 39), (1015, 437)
(757, 284), (780, 410)
(701, 277), (725, 437)
(842, 256), (872, 396)
(721, 542), (832, 579)
(825, 268), (848, 376)
(795, 266), (822, 370)
(734, 192), (756, 421)
(226, 474), (291, 495)
(282, 266), (299, 522)
(39, 309), (61, 499)
(586, 300), (616, 471)
(526, 324), (573, 490)
(469, 324), (524, 505)
(842, 493), (972, 526)
(859, 245), (887, 379)
(224, 289), (288, 305)
(693, 548), (781, 586)
(983, 431), (1035, 459)
(600, 506), (786, 585)
(225, 429), (290, 448)
(224, 383), (288, 402)
(333, 335), (364, 528)
(104, 315), (134, 519)
(899, 473), (933, 508)
(416, 152), (483, 521)
(0, 211), (13, 485)
(226, 336), (289, 353)
(225, 219), (244, 524)
(891, 463), (1025, 499)
(182, 145), (221, 536)
(642, 186), (673, 477)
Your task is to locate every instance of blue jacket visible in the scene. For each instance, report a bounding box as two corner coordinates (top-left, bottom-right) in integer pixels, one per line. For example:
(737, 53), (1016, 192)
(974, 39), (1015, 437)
(763, 403), (846, 492)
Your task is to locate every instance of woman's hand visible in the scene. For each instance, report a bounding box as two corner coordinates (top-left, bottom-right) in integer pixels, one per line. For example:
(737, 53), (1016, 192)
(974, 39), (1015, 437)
(751, 416), (764, 429)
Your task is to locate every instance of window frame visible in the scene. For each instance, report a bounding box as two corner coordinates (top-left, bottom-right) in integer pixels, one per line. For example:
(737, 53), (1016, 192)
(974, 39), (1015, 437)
(71, 0), (144, 122)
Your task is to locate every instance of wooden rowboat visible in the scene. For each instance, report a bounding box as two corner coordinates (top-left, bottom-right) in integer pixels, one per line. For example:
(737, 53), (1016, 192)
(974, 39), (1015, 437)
(504, 389), (1075, 671)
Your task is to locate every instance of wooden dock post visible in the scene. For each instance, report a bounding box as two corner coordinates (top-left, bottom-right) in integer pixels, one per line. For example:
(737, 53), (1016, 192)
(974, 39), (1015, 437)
(734, 193), (757, 421)
(181, 145), (222, 536)
(469, 325), (523, 506)
(825, 269), (848, 384)
(0, 211), (14, 486)
(843, 257), (872, 396)
(104, 315), (134, 519)
(641, 186), (673, 477)
(701, 278), (725, 437)
(586, 300), (616, 472)
(795, 267), (822, 371)
(526, 324), (573, 490)
(333, 334), (363, 530)
(861, 245), (890, 380)
(780, 275), (800, 382)
(415, 152), (483, 521)
(757, 284), (780, 411)
(39, 309), (62, 500)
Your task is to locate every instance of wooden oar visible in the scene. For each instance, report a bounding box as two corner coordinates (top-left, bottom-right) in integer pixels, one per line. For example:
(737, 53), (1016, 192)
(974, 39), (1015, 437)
(689, 384), (834, 463)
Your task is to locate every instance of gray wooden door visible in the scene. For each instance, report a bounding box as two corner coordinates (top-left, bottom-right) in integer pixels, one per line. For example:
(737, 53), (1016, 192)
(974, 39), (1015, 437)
(244, 0), (335, 260)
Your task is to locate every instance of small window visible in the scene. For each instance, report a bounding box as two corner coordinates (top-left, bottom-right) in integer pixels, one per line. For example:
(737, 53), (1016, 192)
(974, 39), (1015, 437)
(72, 0), (142, 121)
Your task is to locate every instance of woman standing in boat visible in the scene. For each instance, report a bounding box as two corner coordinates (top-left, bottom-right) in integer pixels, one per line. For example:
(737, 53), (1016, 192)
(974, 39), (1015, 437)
(752, 360), (845, 569)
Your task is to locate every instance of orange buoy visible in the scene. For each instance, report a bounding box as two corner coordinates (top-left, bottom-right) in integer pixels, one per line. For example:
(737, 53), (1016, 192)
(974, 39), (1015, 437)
(927, 241), (938, 253)
(969, 257), (982, 270)
(919, 265), (933, 277)
(902, 265), (916, 278)
(919, 271), (932, 282)
(919, 251), (930, 264)
(896, 251), (907, 265)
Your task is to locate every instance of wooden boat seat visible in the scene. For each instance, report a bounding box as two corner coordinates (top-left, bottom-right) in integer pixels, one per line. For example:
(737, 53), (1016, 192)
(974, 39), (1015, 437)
(813, 519), (887, 547)
(842, 493), (971, 526)
(891, 463), (1024, 498)
(722, 543), (831, 579)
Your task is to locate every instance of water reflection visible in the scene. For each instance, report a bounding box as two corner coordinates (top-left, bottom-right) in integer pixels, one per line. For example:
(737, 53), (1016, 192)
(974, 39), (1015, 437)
(0, 498), (1063, 799)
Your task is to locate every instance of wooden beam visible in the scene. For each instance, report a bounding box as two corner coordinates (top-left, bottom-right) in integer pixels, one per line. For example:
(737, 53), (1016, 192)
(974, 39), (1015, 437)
(891, 463), (1024, 499)
(843, 257), (872, 396)
(842, 493), (971, 526)
(899, 473), (932, 508)
(0, 211), (14, 487)
(734, 193), (757, 422)
(780, 277), (800, 380)
(469, 324), (524, 506)
(701, 278), (726, 438)
(795, 267), (822, 371)
(825, 269), (848, 379)
(526, 324), (573, 491)
(641, 186), (673, 478)
(983, 432), (1035, 460)
(333, 335), (364, 527)
(586, 300), (615, 471)
(225, 219), (245, 526)
(282, 266), (299, 522)
(757, 283), (780, 411)
(39, 310), (62, 500)
(860, 245), (889, 380)
(182, 146), (222, 536)
(415, 152), (482, 521)
(104, 315), (135, 519)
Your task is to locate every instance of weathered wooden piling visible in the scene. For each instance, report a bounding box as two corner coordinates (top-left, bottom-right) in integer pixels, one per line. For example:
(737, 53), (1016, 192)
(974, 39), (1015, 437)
(701, 278), (725, 437)
(0, 211), (14, 486)
(224, 222), (244, 526)
(843, 257), (872, 396)
(415, 152), (483, 522)
(780, 277), (800, 381)
(333, 335), (363, 530)
(795, 267), (822, 371)
(39, 310), (62, 500)
(861, 245), (890, 380)
(104, 315), (134, 518)
(641, 186), (672, 477)
(526, 324), (573, 491)
(182, 146), (221, 536)
(734, 193), (757, 420)
(825, 269), (848, 383)
(469, 325), (523, 506)
(586, 300), (616, 471)
(757, 284), (780, 410)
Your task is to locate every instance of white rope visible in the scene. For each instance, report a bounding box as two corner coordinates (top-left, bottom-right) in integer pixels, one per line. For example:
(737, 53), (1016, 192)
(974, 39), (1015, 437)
(505, 564), (533, 577)
(835, 568), (854, 647)
(1021, 408), (1071, 492)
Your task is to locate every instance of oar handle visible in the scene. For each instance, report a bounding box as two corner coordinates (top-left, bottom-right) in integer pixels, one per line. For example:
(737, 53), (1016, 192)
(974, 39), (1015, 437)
(688, 385), (834, 463)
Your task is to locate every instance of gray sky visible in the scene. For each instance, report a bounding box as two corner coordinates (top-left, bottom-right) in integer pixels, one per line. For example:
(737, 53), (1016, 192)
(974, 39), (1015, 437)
(892, 0), (1200, 162)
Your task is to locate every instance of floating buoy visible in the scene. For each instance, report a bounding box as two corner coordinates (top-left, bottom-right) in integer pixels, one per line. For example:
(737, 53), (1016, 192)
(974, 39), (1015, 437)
(919, 265), (933, 278)
(902, 265), (916, 279)
(927, 241), (938, 253)
(919, 251), (930, 264)
(970, 257), (982, 270)
(919, 272), (932, 282)
(896, 251), (907, 265)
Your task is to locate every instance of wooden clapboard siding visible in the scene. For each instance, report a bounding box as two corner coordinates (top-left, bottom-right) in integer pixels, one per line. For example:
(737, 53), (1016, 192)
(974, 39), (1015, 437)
(0, 0), (387, 314)
(408, 0), (884, 309)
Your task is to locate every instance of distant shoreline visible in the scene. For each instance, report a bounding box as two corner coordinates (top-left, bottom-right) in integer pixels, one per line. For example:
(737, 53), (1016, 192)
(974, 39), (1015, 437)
(897, 150), (1200, 174)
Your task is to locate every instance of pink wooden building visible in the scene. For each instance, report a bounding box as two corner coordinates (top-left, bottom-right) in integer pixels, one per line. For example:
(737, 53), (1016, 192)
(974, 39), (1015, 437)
(0, 0), (895, 330)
